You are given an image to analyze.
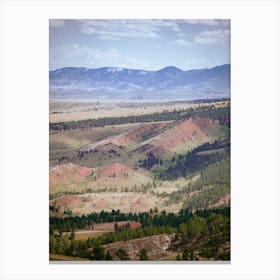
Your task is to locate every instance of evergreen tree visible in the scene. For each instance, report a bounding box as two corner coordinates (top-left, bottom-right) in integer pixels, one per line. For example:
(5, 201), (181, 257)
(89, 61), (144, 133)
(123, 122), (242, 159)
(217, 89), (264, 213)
(116, 249), (130, 260)
(105, 251), (113, 260)
(91, 245), (105, 260)
(114, 222), (119, 232)
(70, 228), (75, 241)
(138, 248), (149, 260)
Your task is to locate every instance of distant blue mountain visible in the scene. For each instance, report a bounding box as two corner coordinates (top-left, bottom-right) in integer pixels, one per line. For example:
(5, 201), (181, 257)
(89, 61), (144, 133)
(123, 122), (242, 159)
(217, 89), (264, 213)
(49, 64), (230, 100)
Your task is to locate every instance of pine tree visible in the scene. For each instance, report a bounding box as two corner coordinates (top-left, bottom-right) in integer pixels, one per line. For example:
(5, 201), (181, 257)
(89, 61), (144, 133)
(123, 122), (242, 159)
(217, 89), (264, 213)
(105, 251), (113, 260)
(70, 228), (75, 241)
(138, 248), (149, 260)
(116, 249), (130, 260)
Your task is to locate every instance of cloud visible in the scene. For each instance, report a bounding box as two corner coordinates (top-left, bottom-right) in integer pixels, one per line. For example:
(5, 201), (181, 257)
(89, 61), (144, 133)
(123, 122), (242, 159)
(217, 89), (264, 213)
(79, 19), (161, 39)
(182, 19), (228, 26)
(50, 43), (157, 70)
(194, 29), (229, 44)
(49, 19), (64, 28)
(145, 19), (181, 32)
(177, 33), (185, 37)
(77, 19), (182, 39)
(76, 19), (230, 41)
(169, 39), (192, 46)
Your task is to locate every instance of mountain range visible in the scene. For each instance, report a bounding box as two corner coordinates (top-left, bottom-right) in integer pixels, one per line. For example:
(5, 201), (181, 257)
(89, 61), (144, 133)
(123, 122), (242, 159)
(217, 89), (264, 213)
(49, 64), (230, 100)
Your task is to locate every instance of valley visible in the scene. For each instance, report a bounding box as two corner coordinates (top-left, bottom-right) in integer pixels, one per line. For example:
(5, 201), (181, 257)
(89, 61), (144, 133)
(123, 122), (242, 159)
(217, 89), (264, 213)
(48, 19), (231, 263)
(49, 98), (230, 261)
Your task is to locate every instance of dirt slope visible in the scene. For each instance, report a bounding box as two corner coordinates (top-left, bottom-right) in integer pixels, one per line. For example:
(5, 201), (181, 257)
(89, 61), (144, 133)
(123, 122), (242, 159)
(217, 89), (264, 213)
(134, 117), (222, 157)
(102, 234), (173, 260)
(49, 163), (93, 189)
(50, 161), (151, 196)
(110, 122), (169, 146)
(50, 191), (173, 214)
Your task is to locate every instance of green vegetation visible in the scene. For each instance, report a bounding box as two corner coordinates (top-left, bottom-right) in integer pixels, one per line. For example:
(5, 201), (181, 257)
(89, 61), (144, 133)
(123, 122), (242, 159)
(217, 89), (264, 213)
(116, 249), (130, 260)
(49, 207), (230, 260)
(139, 152), (162, 170)
(182, 156), (230, 210)
(154, 140), (230, 180)
(49, 224), (176, 259)
(138, 248), (149, 260)
(50, 103), (230, 131)
(49, 100), (230, 260)
(183, 185), (229, 210)
(152, 157), (230, 210)
(175, 213), (230, 260)
(50, 209), (189, 232)
(49, 207), (229, 232)
(141, 130), (158, 141)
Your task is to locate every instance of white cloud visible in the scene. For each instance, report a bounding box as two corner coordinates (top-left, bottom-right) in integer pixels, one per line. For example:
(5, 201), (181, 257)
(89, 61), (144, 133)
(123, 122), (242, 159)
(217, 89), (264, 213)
(98, 35), (119, 41)
(177, 33), (185, 37)
(77, 19), (230, 41)
(50, 43), (157, 70)
(182, 19), (228, 26)
(77, 19), (183, 39)
(49, 19), (64, 28)
(172, 26), (180, 32)
(194, 29), (229, 45)
(169, 39), (192, 46)
(79, 19), (161, 39)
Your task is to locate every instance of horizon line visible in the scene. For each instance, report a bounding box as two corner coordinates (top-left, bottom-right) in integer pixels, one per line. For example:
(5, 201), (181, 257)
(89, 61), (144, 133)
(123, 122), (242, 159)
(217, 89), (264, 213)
(49, 63), (230, 72)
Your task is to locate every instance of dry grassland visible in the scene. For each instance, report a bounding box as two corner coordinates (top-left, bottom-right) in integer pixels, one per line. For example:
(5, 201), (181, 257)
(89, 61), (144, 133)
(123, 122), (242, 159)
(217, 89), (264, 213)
(50, 191), (185, 215)
(49, 100), (229, 123)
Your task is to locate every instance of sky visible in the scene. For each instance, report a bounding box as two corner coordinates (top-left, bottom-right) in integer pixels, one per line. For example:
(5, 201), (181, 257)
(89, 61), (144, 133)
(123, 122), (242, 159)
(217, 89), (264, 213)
(49, 19), (230, 71)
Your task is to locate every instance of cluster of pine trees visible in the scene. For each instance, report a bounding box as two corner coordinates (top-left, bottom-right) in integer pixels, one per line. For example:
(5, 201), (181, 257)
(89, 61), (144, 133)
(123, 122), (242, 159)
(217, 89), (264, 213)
(175, 213), (230, 260)
(155, 140), (230, 180)
(50, 207), (230, 234)
(50, 208), (230, 260)
(151, 156), (230, 210)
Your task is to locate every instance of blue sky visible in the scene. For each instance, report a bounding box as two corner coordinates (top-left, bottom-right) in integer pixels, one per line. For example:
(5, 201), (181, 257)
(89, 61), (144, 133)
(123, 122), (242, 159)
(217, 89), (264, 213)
(49, 19), (230, 71)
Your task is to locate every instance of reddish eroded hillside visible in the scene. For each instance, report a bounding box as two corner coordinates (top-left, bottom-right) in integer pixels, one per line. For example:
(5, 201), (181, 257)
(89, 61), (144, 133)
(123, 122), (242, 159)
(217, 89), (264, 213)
(152, 118), (205, 155)
(110, 122), (169, 146)
(49, 163), (94, 186)
(134, 117), (221, 156)
(50, 192), (161, 214)
(78, 122), (168, 154)
(96, 162), (133, 179)
(55, 195), (77, 206)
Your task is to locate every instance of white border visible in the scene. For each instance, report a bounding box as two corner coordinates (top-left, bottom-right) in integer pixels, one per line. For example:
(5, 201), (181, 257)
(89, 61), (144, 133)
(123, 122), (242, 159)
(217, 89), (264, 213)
(1, 0), (279, 280)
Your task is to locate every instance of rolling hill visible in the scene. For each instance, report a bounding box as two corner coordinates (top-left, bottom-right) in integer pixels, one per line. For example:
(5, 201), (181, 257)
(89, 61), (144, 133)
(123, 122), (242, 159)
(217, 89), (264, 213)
(49, 101), (230, 216)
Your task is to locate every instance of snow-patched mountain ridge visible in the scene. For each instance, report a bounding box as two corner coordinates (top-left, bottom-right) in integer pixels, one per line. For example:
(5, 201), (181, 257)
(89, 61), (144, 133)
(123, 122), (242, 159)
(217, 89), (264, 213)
(49, 64), (230, 100)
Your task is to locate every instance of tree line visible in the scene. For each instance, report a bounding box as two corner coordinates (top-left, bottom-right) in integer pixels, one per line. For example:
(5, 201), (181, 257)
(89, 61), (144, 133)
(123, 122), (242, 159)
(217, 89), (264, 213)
(49, 104), (230, 131)
(154, 140), (230, 180)
(50, 207), (229, 234)
(50, 208), (230, 260)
